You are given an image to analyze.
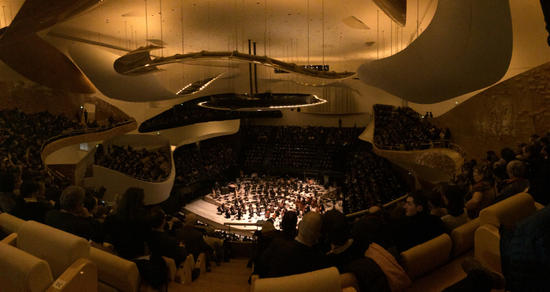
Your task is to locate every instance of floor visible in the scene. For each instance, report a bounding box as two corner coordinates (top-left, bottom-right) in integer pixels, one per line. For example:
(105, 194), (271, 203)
(182, 258), (252, 292)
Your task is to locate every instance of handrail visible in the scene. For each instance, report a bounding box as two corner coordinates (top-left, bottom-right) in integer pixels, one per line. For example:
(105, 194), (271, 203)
(345, 194), (408, 219)
(373, 139), (466, 157)
(40, 119), (136, 179)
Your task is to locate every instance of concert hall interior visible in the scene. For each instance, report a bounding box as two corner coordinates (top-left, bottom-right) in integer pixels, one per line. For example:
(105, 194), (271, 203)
(0, 0), (550, 291)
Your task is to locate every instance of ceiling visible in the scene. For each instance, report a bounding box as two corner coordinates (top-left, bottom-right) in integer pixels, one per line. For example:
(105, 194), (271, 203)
(0, 0), (549, 116)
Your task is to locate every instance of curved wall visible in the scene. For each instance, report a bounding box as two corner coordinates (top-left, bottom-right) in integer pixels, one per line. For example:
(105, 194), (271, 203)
(159, 119), (240, 147)
(83, 134), (175, 205)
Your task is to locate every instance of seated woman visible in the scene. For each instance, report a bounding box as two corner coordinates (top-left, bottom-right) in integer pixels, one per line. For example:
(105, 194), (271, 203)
(465, 164), (495, 218)
(438, 184), (469, 231)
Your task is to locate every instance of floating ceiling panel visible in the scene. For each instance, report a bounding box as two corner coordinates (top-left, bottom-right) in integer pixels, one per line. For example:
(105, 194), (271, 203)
(68, 43), (177, 101)
(0, 34), (95, 93)
(358, 0), (512, 104)
(372, 0), (407, 26)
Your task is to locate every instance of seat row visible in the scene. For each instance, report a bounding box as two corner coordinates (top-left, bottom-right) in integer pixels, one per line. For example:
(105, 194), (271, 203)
(400, 192), (544, 280)
(0, 213), (207, 292)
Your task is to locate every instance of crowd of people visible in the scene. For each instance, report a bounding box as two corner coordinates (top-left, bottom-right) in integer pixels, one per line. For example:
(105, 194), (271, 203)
(241, 125), (363, 173)
(343, 141), (408, 214)
(94, 144), (171, 182)
(138, 97), (282, 132)
(173, 135), (240, 188)
(0, 108), (125, 213)
(373, 104), (450, 150)
(208, 175), (342, 227)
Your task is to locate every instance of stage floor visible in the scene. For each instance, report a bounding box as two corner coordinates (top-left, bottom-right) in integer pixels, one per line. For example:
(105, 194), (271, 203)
(184, 199), (262, 233)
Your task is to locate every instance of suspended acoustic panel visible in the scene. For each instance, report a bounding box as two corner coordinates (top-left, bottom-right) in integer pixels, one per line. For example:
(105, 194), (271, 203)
(2, 0), (102, 41)
(0, 34), (95, 93)
(358, 0), (513, 104)
(68, 43), (177, 101)
(372, 0), (407, 26)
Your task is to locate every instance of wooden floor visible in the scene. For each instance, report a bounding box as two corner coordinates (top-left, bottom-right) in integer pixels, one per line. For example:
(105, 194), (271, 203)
(183, 258), (252, 292)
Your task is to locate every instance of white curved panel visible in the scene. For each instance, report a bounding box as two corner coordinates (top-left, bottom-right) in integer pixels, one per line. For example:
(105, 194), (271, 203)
(358, 0), (513, 104)
(158, 119), (240, 147)
(84, 134), (174, 205)
(68, 42), (178, 101)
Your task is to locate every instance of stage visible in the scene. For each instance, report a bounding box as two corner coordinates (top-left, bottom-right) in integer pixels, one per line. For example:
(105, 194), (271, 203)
(184, 175), (343, 234)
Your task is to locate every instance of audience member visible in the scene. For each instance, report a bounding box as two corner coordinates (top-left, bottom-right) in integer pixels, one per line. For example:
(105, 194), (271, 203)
(103, 187), (150, 259)
(257, 212), (329, 278)
(148, 207), (188, 266)
(45, 185), (103, 242)
(438, 184), (469, 231)
(465, 164), (495, 218)
(496, 160), (530, 201)
(393, 192), (446, 252)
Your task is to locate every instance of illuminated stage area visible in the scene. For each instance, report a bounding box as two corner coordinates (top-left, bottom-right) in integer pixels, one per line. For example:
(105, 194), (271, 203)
(184, 175), (343, 232)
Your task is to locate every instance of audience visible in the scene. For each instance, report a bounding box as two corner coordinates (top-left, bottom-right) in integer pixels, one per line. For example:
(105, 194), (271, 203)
(496, 160), (530, 201)
(103, 187), (150, 260)
(392, 192), (446, 252)
(45, 185), (103, 243)
(465, 164), (496, 218)
(95, 144), (171, 182)
(438, 184), (469, 232)
(148, 207), (188, 266)
(373, 104), (447, 150)
(256, 212), (329, 278)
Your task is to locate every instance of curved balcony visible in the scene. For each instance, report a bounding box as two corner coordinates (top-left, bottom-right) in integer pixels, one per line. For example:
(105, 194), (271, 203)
(360, 113), (464, 185)
(83, 134), (175, 206)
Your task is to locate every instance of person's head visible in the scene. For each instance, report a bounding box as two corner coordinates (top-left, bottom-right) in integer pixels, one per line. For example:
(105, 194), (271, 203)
(440, 184), (465, 217)
(281, 211), (298, 235)
(117, 187), (145, 219)
(486, 151), (499, 163)
(0, 171), (16, 193)
(149, 207), (166, 230)
(404, 191), (428, 217)
(473, 164), (491, 183)
(60, 186), (86, 213)
(83, 193), (98, 216)
(20, 180), (40, 198)
(295, 212), (322, 247)
(322, 209), (349, 246)
(506, 160), (526, 179)
(500, 147), (516, 162)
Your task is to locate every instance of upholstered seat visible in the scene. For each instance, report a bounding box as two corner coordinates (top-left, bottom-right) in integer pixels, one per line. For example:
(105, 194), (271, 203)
(475, 192), (539, 273)
(89, 247), (140, 292)
(17, 220), (90, 278)
(251, 267), (353, 292)
(0, 242), (54, 292)
(400, 233), (453, 279)
(0, 212), (25, 234)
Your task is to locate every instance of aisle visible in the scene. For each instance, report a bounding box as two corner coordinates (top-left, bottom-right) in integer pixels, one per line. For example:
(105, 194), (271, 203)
(185, 258), (252, 292)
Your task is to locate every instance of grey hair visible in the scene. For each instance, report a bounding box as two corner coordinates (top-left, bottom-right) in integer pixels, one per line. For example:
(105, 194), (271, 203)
(506, 160), (526, 178)
(60, 185), (86, 212)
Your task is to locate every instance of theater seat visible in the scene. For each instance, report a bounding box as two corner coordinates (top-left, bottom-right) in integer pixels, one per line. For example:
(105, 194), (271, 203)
(89, 247), (140, 292)
(400, 233), (453, 279)
(0, 212), (25, 234)
(251, 267), (356, 292)
(16, 220), (90, 278)
(475, 192), (539, 273)
(450, 218), (480, 257)
(0, 242), (97, 292)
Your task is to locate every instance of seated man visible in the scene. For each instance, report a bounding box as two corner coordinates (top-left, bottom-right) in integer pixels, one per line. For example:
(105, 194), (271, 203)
(13, 180), (53, 223)
(256, 212), (329, 278)
(45, 185), (103, 243)
(148, 207), (188, 266)
(496, 160), (530, 201)
(393, 191), (446, 252)
(175, 214), (213, 268)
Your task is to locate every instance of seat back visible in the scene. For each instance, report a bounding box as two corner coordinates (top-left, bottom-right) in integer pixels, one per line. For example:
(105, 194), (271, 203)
(0, 212), (25, 234)
(0, 242), (54, 292)
(251, 267), (342, 292)
(450, 218), (480, 256)
(17, 220), (90, 278)
(479, 193), (536, 228)
(400, 233), (452, 279)
(90, 247), (140, 292)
